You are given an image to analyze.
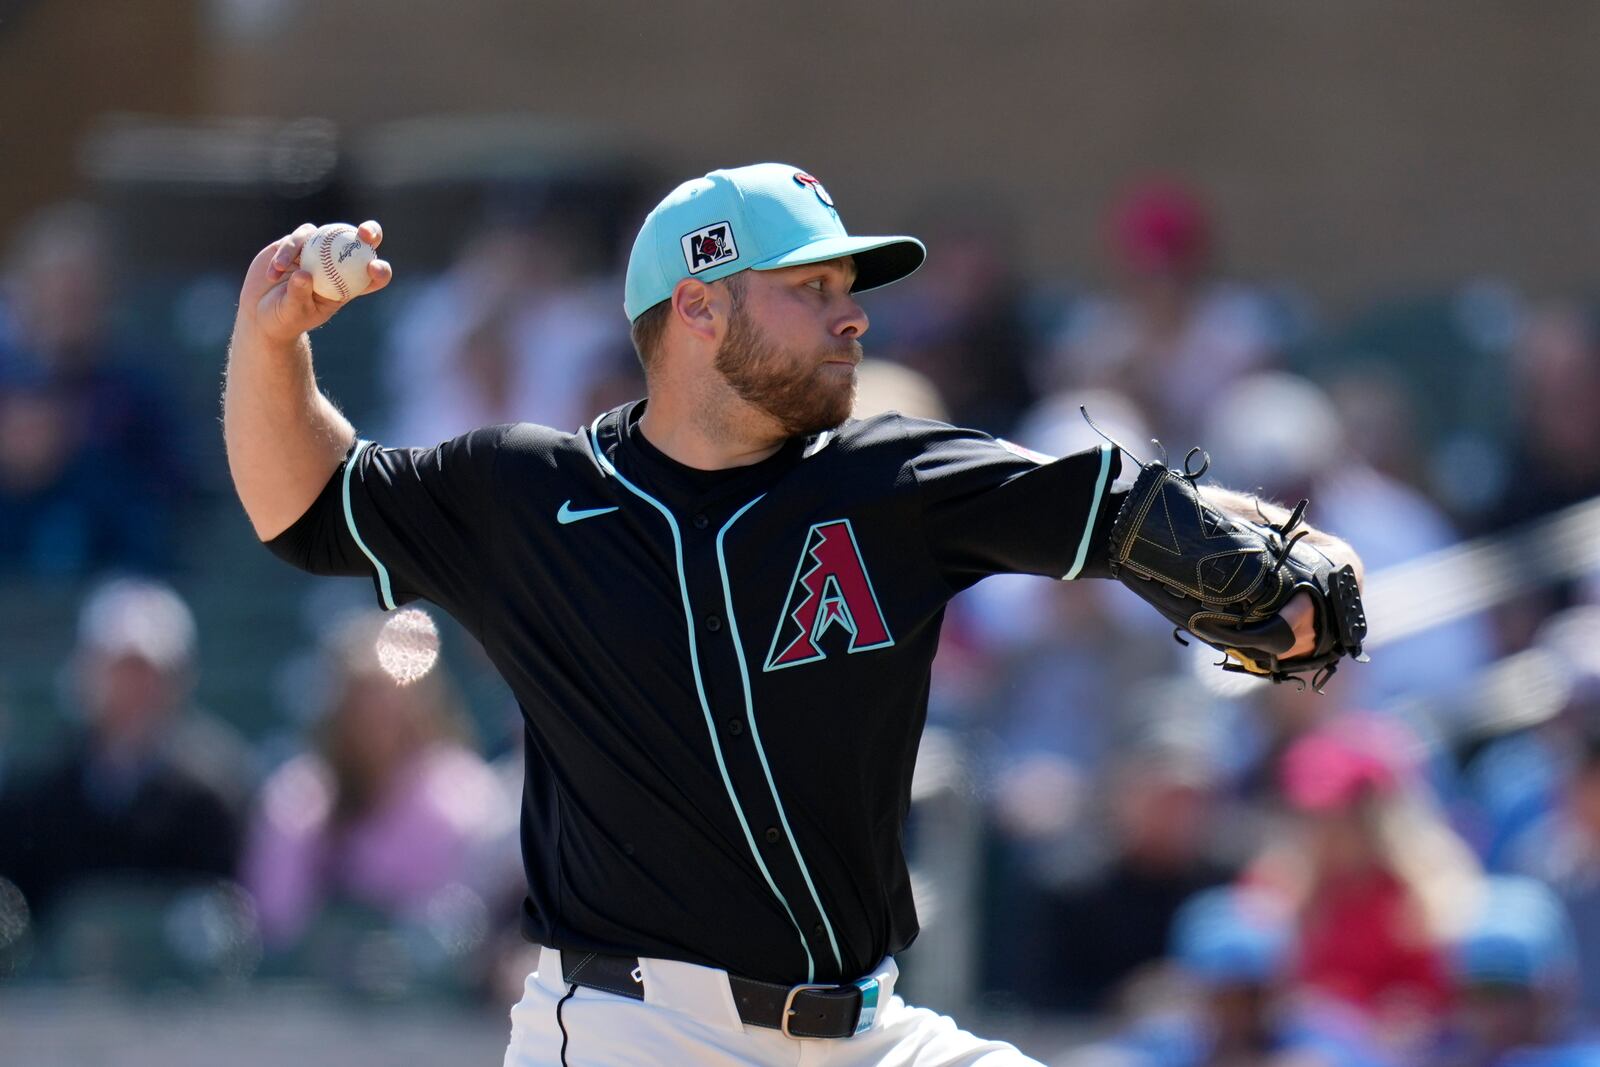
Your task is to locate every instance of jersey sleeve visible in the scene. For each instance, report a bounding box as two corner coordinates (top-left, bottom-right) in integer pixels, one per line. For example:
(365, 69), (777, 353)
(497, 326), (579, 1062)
(263, 426), (505, 626)
(905, 418), (1124, 592)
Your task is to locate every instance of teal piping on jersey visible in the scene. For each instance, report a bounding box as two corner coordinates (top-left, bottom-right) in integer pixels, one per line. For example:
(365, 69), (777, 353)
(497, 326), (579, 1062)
(343, 439), (397, 610)
(1063, 443), (1114, 581)
(716, 495), (846, 977)
(584, 415), (819, 982)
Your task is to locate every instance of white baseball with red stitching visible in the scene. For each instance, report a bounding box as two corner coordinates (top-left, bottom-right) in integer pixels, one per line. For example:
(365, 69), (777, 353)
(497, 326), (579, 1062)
(300, 222), (374, 302)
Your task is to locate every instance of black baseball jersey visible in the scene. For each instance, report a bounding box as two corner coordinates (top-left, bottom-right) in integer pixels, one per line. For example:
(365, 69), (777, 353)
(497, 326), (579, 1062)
(267, 398), (1123, 985)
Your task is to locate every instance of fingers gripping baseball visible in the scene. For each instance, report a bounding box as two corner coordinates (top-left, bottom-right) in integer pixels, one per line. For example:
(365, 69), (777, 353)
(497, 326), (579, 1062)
(244, 220), (391, 344)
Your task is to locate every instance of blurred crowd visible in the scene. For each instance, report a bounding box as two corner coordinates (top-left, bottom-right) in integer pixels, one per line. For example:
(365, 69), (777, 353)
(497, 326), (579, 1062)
(3, 175), (1600, 1065)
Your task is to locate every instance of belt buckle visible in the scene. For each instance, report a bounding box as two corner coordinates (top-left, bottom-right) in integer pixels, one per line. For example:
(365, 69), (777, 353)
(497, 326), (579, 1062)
(780, 983), (834, 1039)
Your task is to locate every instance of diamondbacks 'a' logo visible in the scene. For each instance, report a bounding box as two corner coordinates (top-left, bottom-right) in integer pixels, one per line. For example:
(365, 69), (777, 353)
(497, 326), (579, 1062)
(682, 221), (738, 274)
(763, 519), (893, 671)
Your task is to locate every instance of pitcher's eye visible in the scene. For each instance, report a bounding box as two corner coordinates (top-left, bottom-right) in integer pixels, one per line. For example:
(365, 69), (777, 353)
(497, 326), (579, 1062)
(805, 278), (825, 292)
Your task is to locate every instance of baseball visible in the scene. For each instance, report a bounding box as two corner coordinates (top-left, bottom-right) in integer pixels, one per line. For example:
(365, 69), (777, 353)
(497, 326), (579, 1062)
(374, 607), (440, 685)
(300, 222), (375, 302)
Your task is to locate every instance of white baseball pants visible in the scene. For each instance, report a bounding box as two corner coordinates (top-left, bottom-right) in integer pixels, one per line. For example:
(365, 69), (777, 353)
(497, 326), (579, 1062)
(502, 948), (1043, 1066)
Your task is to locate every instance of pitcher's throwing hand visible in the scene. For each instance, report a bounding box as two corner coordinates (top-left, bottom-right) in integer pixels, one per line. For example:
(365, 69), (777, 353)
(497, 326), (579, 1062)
(241, 220), (391, 345)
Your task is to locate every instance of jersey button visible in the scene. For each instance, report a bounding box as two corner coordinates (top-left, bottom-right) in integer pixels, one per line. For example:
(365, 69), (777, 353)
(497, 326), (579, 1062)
(693, 513), (710, 530)
(764, 827), (780, 844)
(705, 614), (722, 632)
(727, 719), (744, 736)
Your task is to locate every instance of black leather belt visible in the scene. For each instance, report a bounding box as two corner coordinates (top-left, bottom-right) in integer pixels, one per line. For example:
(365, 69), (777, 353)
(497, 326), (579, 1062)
(559, 951), (879, 1039)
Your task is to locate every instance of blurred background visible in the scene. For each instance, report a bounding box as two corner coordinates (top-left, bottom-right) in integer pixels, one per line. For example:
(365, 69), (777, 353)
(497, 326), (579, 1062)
(4, 2), (1600, 1064)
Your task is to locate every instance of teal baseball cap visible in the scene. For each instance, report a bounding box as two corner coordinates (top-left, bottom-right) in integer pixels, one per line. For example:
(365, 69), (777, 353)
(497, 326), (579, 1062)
(623, 163), (926, 321)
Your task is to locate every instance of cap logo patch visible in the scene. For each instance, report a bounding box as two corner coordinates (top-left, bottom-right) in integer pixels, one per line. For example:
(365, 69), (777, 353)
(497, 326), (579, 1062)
(682, 221), (739, 274)
(793, 172), (835, 208)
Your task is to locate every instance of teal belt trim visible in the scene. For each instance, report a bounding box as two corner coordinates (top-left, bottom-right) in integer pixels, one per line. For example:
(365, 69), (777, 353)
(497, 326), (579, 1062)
(1063, 443), (1114, 581)
(343, 439), (397, 610)
(852, 974), (881, 1035)
(585, 417), (819, 982)
(716, 495), (845, 976)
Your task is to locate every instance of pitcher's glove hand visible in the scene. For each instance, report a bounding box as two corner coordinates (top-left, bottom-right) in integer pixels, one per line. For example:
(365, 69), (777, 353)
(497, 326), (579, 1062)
(1105, 448), (1368, 691)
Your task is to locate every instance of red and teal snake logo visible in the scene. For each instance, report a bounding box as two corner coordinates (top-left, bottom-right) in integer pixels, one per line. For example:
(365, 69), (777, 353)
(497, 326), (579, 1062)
(763, 519), (893, 671)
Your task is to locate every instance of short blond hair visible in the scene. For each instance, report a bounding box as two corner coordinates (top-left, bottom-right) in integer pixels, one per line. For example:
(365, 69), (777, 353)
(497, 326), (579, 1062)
(628, 271), (747, 375)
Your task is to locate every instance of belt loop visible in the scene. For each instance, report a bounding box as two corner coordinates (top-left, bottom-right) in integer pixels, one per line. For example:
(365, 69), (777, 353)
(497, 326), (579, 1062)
(869, 956), (898, 1005)
(637, 955), (747, 1034)
(536, 947), (567, 994)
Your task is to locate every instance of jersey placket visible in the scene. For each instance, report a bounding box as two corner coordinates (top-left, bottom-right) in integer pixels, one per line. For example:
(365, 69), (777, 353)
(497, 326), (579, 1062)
(687, 488), (846, 981)
(587, 417), (840, 982)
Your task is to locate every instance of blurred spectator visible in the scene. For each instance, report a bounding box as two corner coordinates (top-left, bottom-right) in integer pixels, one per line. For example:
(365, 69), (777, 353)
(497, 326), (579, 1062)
(852, 359), (950, 423)
(0, 361), (172, 574)
(0, 202), (192, 574)
(0, 677), (9, 796)
(866, 194), (1037, 434)
(243, 613), (504, 948)
(383, 219), (630, 444)
(1248, 718), (1480, 1046)
(1496, 612), (1600, 1020)
(1012, 387), (1150, 470)
(965, 390), (1235, 1009)
(1325, 367), (1432, 498)
(1204, 372), (1495, 710)
(938, 389), (1160, 723)
(0, 578), (247, 918)
(1006, 723), (1240, 1013)
(1465, 300), (1600, 651)
(957, 388), (1169, 724)
(1068, 886), (1395, 1066)
(1235, 647), (1389, 808)
(1430, 877), (1594, 1067)
(1039, 179), (1282, 444)
(1489, 302), (1600, 532)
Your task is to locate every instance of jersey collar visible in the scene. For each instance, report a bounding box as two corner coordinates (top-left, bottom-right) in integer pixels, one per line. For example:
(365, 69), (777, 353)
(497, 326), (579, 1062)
(594, 399), (813, 505)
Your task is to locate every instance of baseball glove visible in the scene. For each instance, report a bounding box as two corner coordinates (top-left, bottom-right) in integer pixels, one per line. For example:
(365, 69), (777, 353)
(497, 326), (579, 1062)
(1102, 440), (1368, 692)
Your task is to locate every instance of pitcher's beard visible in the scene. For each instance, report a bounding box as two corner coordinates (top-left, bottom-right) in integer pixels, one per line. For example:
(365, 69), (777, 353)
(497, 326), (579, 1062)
(714, 306), (860, 437)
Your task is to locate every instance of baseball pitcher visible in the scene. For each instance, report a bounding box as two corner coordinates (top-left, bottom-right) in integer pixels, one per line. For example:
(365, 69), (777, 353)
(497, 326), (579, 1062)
(223, 163), (1366, 1066)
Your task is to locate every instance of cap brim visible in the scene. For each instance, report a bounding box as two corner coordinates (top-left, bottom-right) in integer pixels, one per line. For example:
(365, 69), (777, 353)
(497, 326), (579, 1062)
(751, 234), (926, 295)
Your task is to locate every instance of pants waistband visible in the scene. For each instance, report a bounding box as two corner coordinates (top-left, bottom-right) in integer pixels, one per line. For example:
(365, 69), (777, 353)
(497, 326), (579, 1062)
(535, 947), (898, 1038)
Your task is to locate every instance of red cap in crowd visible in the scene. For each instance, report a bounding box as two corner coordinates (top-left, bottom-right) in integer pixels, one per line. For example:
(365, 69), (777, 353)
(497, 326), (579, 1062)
(1108, 179), (1212, 276)
(1280, 720), (1410, 812)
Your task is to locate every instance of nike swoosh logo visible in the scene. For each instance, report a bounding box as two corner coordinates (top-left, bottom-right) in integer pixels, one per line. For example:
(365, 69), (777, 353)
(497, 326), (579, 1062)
(557, 500), (620, 525)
